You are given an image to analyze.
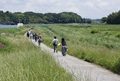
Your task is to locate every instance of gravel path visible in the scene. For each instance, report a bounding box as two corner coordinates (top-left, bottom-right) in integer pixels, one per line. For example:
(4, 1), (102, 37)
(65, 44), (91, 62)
(31, 39), (120, 81)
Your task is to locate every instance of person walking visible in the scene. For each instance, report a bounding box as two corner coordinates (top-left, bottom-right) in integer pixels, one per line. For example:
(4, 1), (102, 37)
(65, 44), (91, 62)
(38, 36), (43, 46)
(29, 29), (33, 39)
(26, 31), (29, 38)
(52, 36), (58, 53)
(61, 38), (67, 56)
(34, 33), (38, 42)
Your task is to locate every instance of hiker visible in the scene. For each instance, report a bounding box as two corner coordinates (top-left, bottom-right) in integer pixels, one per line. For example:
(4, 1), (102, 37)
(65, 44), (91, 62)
(32, 32), (35, 40)
(52, 36), (58, 53)
(38, 36), (43, 46)
(61, 38), (67, 56)
(26, 31), (29, 38)
(34, 33), (38, 42)
(29, 29), (33, 39)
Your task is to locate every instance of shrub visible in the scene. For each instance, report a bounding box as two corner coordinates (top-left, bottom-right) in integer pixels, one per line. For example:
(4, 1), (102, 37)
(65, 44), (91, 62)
(90, 30), (98, 34)
(104, 43), (114, 49)
(116, 34), (120, 38)
(80, 51), (86, 59)
(113, 58), (120, 74)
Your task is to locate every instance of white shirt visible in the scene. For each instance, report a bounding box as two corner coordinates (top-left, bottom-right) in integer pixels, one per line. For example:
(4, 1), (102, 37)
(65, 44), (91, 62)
(52, 39), (58, 44)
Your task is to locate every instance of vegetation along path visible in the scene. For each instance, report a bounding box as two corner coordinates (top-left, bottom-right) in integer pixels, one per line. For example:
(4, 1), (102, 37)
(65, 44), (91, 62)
(31, 39), (120, 81)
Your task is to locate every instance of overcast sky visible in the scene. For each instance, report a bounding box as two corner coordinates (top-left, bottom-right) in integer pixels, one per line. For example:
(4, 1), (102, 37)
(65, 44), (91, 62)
(0, 0), (120, 19)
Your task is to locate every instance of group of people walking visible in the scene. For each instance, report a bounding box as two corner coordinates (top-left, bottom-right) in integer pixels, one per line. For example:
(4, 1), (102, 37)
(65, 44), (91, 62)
(26, 29), (67, 56)
(26, 29), (43, 46)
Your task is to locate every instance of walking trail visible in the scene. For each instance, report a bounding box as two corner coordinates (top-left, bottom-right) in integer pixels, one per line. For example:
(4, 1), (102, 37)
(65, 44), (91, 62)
(31, 39), (120, 81)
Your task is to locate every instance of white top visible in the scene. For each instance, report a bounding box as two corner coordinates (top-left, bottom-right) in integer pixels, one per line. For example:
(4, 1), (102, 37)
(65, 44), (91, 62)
(52, 39), (58, 44)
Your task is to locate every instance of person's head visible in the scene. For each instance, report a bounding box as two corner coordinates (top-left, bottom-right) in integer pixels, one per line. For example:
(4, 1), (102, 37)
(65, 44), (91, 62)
(54, 36), (57, 39)
(61, 38), (65, 42)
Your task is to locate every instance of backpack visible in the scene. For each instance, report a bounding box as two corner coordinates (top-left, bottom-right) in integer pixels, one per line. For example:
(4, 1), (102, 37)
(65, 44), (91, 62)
(53, 39), (58, 46)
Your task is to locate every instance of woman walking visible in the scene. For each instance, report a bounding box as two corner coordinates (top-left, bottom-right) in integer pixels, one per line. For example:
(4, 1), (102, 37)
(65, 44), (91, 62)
(61, 38), (67, 56)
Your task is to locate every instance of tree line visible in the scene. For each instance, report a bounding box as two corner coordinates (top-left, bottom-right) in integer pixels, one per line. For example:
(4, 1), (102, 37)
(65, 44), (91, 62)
(0, 11), (86, 25)
(102, 10), (120, 24)
(1, 10), (120, 25)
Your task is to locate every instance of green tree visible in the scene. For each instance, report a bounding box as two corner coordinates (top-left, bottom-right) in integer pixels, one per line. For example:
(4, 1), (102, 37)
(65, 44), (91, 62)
(101, 17), (107, 23)
(106, 10), (120, 24)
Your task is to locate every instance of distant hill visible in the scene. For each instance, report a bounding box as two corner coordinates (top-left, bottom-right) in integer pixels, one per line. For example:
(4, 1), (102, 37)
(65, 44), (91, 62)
(0, 11), (82, 25)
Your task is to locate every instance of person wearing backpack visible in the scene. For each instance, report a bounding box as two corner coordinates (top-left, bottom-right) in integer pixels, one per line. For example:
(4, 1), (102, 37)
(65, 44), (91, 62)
(52, 36), (58, 53)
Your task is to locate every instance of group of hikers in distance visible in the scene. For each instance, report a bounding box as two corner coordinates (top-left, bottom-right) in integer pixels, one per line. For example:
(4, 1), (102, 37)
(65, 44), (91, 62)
(26, 29), (68, 56)
(26, 29), (43, 46)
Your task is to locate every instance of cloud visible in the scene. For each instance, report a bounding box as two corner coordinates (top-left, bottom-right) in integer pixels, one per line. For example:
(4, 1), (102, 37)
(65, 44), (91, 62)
(0, 0), (120, 19)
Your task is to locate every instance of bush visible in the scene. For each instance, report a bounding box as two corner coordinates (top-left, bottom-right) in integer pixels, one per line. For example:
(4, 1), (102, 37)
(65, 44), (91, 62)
(0, 36), (13, 52)
(116, 34), (120, 38)
(104, 43), (114, 49)
(113, 58), (120, 74)
(80, 51), (86, 59)
(90, 30), (98, 34)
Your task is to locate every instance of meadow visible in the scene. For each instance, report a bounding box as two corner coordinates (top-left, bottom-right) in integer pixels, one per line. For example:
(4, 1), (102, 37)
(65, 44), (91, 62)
(0, 28), (73, 81)
(31, 24), (120, 74)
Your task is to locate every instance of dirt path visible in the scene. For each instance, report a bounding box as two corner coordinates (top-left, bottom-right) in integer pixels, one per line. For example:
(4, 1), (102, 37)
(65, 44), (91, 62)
(31, 39), (120, 81)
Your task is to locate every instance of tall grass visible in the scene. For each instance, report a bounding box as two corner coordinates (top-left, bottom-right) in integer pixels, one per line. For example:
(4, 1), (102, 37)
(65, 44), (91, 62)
(0, 28), (73, 81)
(32, 24), (120, 74)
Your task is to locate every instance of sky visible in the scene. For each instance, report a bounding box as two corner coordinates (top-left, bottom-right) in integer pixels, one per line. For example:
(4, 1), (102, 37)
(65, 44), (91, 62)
(0, 0), (120, 19)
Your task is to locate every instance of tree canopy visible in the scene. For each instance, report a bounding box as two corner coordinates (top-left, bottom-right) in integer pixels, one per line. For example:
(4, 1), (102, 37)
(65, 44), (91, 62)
(101, 10), (120, 24)
(0, 11), (82, 24)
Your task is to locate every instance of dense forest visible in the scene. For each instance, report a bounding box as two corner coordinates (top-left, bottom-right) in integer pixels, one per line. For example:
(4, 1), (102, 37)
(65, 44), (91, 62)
(102, 10), (120, 24)
(0, 10), (120, 25)
(0, 11), (84, 24)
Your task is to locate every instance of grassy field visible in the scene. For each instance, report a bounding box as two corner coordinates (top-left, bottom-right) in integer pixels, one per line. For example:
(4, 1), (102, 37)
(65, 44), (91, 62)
(30, 24), (120, 74)
(0, 28), (73, 81)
